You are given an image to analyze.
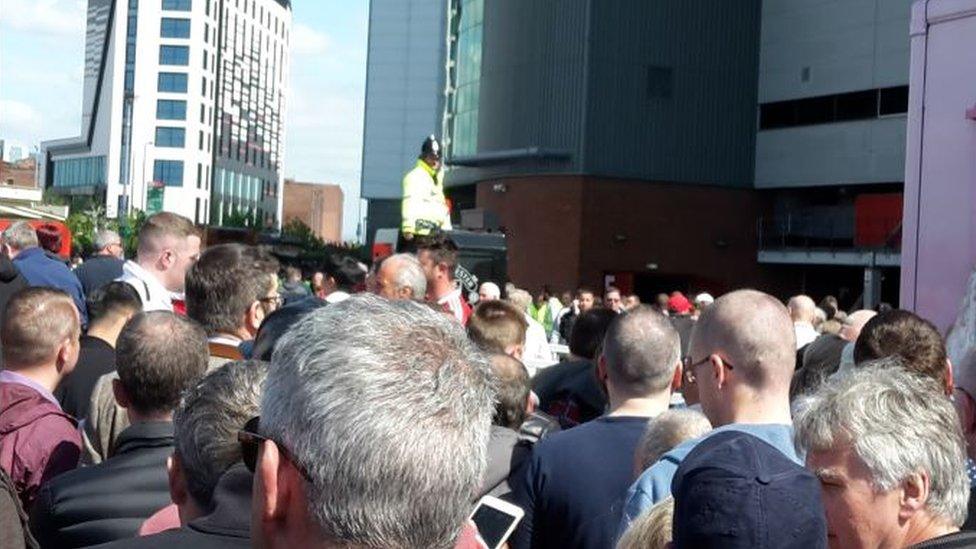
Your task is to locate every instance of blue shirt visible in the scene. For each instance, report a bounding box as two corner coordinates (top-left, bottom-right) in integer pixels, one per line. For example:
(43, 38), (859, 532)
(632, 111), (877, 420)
(509, 415), (649, 549)
(13, 247), (88, 326)
(619, 423), (799, 535)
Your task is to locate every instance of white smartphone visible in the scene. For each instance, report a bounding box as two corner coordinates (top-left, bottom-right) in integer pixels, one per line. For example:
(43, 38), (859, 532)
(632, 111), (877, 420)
(469, 495), (524, 549)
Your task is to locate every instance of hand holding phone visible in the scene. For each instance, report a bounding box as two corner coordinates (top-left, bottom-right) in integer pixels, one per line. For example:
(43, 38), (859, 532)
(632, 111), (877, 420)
(468, 496), (524, 549)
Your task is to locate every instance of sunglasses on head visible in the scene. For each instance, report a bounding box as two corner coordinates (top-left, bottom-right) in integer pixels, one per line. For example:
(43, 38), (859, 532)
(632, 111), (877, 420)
(238, 416), (311, 480)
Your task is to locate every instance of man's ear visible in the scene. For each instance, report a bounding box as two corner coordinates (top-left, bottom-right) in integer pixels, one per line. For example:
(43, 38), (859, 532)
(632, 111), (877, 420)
(256, 439), (288, 523)
(946, 359), (955, 397)
(898, 470), (930, 522)
(711, 354), (728, 389)
(112, 378), (131, 409)
(597, 354), (608, 383)
(671, 361), (683, 392)
(508, 344), (524, 361)
(246, 301), (265, 334)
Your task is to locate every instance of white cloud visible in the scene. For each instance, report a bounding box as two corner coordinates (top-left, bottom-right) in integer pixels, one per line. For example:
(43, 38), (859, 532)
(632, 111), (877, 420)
(0, 0), (86, 37)
(290, 23), (332, 56)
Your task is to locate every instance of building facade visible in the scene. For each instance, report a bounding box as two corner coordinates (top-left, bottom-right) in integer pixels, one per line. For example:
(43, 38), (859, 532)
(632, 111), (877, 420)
(40, 0), (291, 228)
(282, 179), (344, 243)
(359, 0), (448, 242)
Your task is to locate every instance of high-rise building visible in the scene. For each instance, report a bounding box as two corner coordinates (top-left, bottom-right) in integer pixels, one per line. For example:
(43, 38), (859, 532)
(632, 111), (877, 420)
(359, 0), (448, 242)
(40, 0), (291, 227)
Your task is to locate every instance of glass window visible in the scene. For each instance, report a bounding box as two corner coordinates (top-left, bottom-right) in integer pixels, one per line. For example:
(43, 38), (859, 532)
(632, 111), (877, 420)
(159, 45), (189, 65)
(156, 99), (187, 120)
(155, 127), (186, 147)
(162, 0), (192, 10)
(161, 18), (191, 38)
(158, 72), (188, 92)
(153, 160), (184, 186)
(879, 86), (909, 115)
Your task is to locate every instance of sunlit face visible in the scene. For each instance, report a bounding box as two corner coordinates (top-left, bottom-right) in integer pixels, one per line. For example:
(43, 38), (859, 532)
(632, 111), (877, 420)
(807, 444), (904, 549)
(606, 291), (622, 312)
(578, 292), (595, 312)
(374, 261), (403, 300)
(164, 234), (201, 292)
(479, 288), (497, 302)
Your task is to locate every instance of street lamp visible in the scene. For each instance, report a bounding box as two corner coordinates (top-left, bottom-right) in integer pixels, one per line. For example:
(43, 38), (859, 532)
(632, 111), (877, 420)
(138, 141), (153, 214)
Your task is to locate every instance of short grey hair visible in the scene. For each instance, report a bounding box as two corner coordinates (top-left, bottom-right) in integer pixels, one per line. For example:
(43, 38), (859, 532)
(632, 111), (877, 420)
(2, 221), (38, 250)
(602, 306), (681, 396)
(507, 289), (532, 313)
(94, 229), (121, 252)
(174, 359), (267, 507)
(794, 359), (970, 526)
(635, 409), (712, 474)
(388, 253), (427, 299)
(261, 294), (494, 548)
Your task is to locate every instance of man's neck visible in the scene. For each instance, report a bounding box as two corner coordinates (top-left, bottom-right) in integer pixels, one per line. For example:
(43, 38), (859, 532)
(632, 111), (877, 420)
(213, 329), (250, 343)
(903, 515), (959, 546)
(607, 390), (672, 418)
(4, 365), (60, 394)
(722, 392), (793, 426)
(126, 409), (173, 424)
(431, 280), (456, 301)
(86, 317), (128, 348)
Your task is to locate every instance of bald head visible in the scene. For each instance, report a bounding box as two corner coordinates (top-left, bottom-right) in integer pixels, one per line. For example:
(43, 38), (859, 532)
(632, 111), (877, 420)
(691, 289), (796, 390)
(840, 309), (877, 342)
(376, 253), (426, 300)
(602, 306), (680, 397)
(787, 295), (817, 324)
(1, 287), (80, 370)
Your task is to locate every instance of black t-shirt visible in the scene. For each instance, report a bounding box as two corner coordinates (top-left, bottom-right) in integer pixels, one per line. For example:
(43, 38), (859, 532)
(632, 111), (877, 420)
(56, 335), (117, 420)
(532, 359), (607, 429)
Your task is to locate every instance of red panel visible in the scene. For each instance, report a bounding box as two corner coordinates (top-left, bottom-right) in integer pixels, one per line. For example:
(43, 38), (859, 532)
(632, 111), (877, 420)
(0, 219), (72, 257)
(855, 194), (903, 247)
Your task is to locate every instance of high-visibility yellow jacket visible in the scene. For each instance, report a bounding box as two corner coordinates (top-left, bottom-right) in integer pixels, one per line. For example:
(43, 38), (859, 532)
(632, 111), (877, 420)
(401, 159), (452, 236)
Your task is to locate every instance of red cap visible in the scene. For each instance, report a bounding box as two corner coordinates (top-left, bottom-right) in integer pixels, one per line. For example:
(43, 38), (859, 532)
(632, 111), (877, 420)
(668, 292), (692, 314)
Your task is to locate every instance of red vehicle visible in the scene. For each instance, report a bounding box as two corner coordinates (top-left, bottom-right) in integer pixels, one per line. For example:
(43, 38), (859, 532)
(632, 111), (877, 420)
(0, 219), (72, 258)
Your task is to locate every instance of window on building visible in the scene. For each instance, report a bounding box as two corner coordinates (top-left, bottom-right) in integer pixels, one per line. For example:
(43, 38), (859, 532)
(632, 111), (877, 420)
(153, 160), (184, 186)
(159, 45), (189, 65)
(155, 127), (186, 147)
(196, 163), (202, 188)
(879, 86), (909, 115)
(199, 130), (204, 149)
(202, 51), (208, 69)
(202, 76), (207, 96)
(52, 156), (107, 188)
(161, 18), (191, 38)
(759, 85), (909, 130)
(156, 99), (187, 120)
(835, 90), (877, 121)
(158, 72), (188, 92)
(162, 0), (191, 10)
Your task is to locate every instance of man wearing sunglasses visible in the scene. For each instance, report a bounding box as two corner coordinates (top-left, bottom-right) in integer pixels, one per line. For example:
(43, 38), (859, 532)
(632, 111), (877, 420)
(620, 289), (801, 532)
(248, 294), (494, 549)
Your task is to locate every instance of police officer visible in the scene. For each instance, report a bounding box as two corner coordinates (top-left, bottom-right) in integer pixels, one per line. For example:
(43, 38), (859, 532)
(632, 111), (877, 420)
(400, 135), (451, 250)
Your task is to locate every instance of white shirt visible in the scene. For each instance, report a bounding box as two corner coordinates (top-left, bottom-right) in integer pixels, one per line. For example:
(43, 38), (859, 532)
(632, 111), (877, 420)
(794, 321), (819, 350)
(325, 291), (350, 304)
(438, 288), (466, 324)
(522, 313), (557, 376)
(118, 260), (173, 312)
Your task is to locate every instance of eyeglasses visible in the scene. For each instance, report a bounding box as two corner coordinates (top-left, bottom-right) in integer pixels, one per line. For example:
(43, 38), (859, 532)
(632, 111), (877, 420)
(238, 416), (311, 480)
(682, 354), (735, 384)
(258, 294), (284, 308)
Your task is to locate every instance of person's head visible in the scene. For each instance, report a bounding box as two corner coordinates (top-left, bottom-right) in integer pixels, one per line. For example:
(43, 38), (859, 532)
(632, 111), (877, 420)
(534, 286), (552, 307)
(478, 281), (500, 302)
(1, 220), (38, 258)
(598, 306), (681, 403)
(252, 294), (494, 549)
(617, 498), (674, 549)
(35, 223), (62, 256)
(322, 254), (366, 294)
(633, 408), (711, 478)
(686, 289), (796, 426)
(576, 287), (596, 312)
(693, 292), (714, 311)
(489, 354), (531, 430)
(788, 294), (817, 324)
(94, 229), (124, 259)
(1, 288), (80, 380)
(569, 308), (617, 360)
(419, 135), (442, 170)
(853, 309), (950, 394)
(85, 281), (143, 343)
(795, 361), (969, 548)
(310, 271), (325, 290)
(283, 266), (302, 283)
(467, 300), (528, 358)
(672, 430), (827, 548)
(416, 232), (458, 298)
(251, 298), (328, 362)
(605, 286), (623, 313)
(667, 292), (692, 316)
(185, 244), (280, 340)
(506, 288), (533, 314)
(622, 294), (641, 311)
(374, 253), (427, 301)
(655, 293), (670, 312)
(839, 310), (876, 342)
(113, 311), (209, 422)
(952, 349), (976, 462)
(170, 360), (267, 523)
(135, 212), (201, 292)
(790, 334), (848, 401)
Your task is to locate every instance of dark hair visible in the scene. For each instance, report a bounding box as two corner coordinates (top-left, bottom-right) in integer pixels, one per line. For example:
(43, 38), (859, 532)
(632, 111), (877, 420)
(86, 281), (142, 324)
(325, 254), (365, 291)
(116, 312), (209, 416)
(790, 334), (847, 400)
(251, 298), (328, 361)
(416, 231), (459, 275)
(819, 296), (839, 320)
(570, 308), (618, 359)
(467, 300), (528, 354)
(576, 286), (595, 298)
(853, 310), (948, 388)
(489, 354), (530, 430)
(185, 244), (279, 335)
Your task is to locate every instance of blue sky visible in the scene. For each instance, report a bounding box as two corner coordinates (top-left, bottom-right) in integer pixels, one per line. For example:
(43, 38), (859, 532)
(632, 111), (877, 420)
(0, 0), (368, 241)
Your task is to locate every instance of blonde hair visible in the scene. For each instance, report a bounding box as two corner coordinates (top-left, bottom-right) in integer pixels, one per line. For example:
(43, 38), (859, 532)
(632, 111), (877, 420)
(617, 497), (674, 549)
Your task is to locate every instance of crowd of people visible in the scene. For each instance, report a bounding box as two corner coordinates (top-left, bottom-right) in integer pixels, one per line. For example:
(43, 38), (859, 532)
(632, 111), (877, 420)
(0, 214), (974, 548)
